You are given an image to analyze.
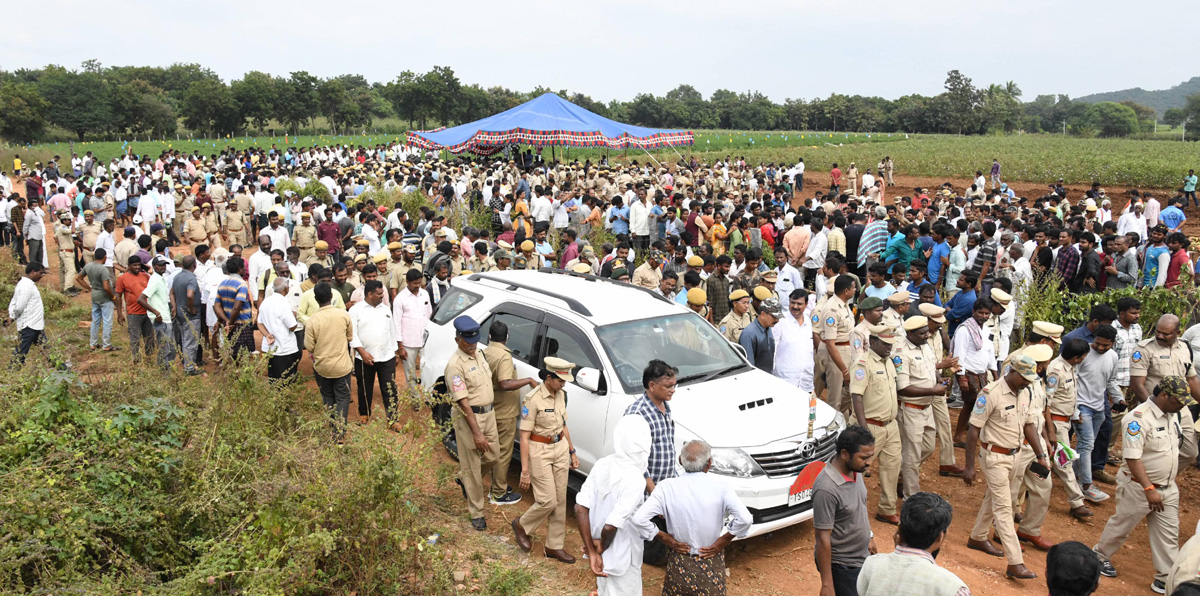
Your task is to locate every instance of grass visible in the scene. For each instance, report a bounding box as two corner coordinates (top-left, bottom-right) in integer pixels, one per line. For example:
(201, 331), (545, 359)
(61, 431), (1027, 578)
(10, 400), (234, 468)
(3, 130), (1198, 190)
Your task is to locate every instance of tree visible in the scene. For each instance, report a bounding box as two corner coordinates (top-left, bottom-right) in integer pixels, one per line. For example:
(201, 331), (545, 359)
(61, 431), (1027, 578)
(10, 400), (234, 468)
(39, 65), (114, 141)
(1119, 100), (1157, 132)
(419, 66), (461, 127)
(1163, 107), (1187, 128)
(275, 71), (319, 133)
(943, 70), (981, 134)
(382, 71), (424, 127)
(822, 94), (849, 131)
(232, 71), (277, 131)
(182, 79), (240, 137)
(627, 93), (664, 127)
(112, 79), (177, 138)
(1082, 102), (1138, 137)
(0, 82), (50, 142)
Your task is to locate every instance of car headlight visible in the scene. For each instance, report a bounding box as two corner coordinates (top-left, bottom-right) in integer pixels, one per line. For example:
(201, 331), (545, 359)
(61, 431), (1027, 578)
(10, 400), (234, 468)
(823, 411), (846, 438)
(709, 447), (766, 478)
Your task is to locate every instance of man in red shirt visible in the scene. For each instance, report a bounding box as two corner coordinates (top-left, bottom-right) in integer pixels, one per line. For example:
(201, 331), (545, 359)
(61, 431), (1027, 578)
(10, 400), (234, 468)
(1164, 232), (1191, 288)
(114, 256), (154, 362)
(830, 163), (843, 194)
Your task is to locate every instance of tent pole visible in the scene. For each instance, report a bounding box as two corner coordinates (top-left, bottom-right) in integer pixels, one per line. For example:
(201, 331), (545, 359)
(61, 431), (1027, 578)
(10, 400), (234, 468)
(640, 146), (663, 169)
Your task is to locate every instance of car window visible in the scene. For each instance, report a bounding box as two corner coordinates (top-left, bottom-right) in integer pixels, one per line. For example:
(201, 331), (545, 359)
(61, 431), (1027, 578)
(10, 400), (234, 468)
(479, 312), (539, 363)
(595, 313), (746, 393)
(542, 319), (601, 374)
(430, 288), (481, 325)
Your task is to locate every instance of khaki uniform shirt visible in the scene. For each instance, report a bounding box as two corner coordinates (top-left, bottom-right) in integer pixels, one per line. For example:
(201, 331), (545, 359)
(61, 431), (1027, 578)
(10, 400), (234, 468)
(521, 253), (543, 270)
(445, 348), (494, 407)
(226, 210), (247, 232)
(387, 260), (421, 289)
(719, 310), (752, 343)
(1131, 338), (1198, 394)
(849, 319), (874, 361)
(895, 337), (939, 406)
(293, 224), (317, 248)
(54, 222), (75, 251)
(184, 216), (209, 242)
(970, 376), (1038, 450)
(484, 343), (520, 420)
(1122, 399), (1196, 486)
(1045, 356), (1078, 417)
(235, 192), (254, 216)
(850, 348), (899, 423)
(518, 384), (567, 437)
(880, 308), (904, 334)
(632, 262), (663, 290)
(820, 295), (854, 344)
(79, 222), (103, 250)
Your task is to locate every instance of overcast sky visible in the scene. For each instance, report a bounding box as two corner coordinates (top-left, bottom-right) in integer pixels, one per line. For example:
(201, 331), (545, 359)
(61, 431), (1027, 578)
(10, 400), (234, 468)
(4, 0), (1195, 103)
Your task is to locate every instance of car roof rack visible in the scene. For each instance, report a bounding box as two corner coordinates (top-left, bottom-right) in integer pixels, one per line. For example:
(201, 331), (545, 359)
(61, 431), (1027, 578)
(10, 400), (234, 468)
(467, 272), (593, 316)
(535, 267), (674, 306)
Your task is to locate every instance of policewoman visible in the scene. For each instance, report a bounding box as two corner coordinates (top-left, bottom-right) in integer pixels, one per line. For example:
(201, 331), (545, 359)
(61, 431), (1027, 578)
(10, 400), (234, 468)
(512, 356), (580, 564)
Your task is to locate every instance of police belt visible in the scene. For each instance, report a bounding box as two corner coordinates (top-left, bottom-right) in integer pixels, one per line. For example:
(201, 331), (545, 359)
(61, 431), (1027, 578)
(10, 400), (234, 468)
(530, 432), (564, 444)
(1050, 414), (1071, 423)
(981, 442), (1019, 456)
(470, 404), (493, 414)
(834, 341), (850, 346)
(866, 418), (892, 427)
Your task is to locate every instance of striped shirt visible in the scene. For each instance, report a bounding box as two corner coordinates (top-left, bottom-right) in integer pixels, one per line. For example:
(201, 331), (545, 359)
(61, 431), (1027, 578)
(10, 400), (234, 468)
(624, 394), (676, 484)
(216, 277), (252, 324)
(1113, 321), (1143, 388)
(857, 220), (890, 268)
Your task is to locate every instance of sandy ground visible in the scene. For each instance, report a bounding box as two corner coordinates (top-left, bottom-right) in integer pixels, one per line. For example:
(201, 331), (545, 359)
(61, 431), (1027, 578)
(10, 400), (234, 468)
(17, 172), (1193, 596)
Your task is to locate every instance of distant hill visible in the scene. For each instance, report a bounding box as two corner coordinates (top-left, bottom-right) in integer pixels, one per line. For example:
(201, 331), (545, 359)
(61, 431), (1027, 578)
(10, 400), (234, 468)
(1076, 76), (1200, 117)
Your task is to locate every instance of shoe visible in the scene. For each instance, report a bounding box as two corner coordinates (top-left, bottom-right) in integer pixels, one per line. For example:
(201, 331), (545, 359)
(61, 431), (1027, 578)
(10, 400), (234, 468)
(1099, 558), (1118, 578)
(454, 478), (467, 500)
(544, 548), (576, 564)
(489, 489), (522, 505)
(1092, 470), (1117, 485)
(953, 441), (967, 449)
(1006, 564), (1037, 580)
(511, 518), (532, 552)
(470, 517), (486, 531)
(1070, 505), (1094, 520)
(939, 465), (964, 477)
(875, 513), (899, 525)
(1083, 486), (1110, 503)
(1152, 579), (1166, 594)
(947, 398), (964, 408)
(1017, 532), (1054, 551)
(1108, 454), (1122, 466)
(967, 538), (1005, 557)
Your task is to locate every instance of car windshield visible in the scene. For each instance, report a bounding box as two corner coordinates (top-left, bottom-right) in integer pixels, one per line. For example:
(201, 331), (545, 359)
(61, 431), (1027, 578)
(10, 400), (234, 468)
(594, 313), (748, 393)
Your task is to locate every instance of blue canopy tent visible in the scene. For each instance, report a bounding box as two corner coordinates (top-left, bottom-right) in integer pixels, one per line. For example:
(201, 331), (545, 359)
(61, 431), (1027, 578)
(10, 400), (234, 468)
(405, 92), (693, 158)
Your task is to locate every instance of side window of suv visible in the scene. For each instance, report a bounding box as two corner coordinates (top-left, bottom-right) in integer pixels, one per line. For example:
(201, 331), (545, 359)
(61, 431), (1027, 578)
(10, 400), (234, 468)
(430, 288), (481, 325)
(479, 312), (539, 363)
(542, 318), (600, 375)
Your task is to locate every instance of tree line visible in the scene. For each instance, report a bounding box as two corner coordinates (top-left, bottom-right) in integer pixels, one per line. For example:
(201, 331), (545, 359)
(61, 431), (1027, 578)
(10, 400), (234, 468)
(0, 62), (1196, 144)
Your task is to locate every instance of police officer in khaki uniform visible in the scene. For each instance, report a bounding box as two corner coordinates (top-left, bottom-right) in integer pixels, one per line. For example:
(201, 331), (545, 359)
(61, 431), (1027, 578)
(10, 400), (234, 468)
(718, 289), (753, 343)
(633, 249), (665, 290)
(519, 240), (543, 270)
(1045, 339), (1094, 520)
(896, 315), (951, 496)
(921, 303), (962, 477)
(1007, 343), (1055, 551)
(307, 240), (336, 270)
(1094, 376), (1197, 593)
(292, 212), (318, 263)
(444, 316), (499, 531)
(53, 211), (77, 294)
(849, 324), (902, 523)
(482, 320), (538, 506)
(880, 290), (910, 334)
(963, 354), (1046, 580)
(225, 206), (249, 247)
(511, 357), (580, 564)
(78, 211), (103, 265)
(813, 274), (856, 413)
(1130, 314), (1200, 406)
(184, 207), (210, 246)
(849, 296), (885, 361)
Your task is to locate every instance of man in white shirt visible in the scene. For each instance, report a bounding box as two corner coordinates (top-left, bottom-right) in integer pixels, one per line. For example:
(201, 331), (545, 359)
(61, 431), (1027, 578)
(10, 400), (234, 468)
(855, 492), (971, 596)
(629, 190), (650, 251)
(7, 263), (46, 363)
(263, 213), (291, 253)
(632, 440), (753, 595)
(246, 235), (275, 302)
(530, 191), (554, 225)
(576, 416), (652, 596)
(350, 279), (399, 426)
(798, 217), (828, 288)
(772, 288), (815, 391)
(257, 276), (300, 384)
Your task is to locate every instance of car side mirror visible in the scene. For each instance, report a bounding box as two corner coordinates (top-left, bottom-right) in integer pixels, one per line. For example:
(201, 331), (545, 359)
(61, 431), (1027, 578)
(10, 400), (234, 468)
(576, 367), (601, 393)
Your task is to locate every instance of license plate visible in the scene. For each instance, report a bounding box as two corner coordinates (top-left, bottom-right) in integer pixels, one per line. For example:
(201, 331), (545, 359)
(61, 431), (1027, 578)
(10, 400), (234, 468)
(787, 488), (812, 507)
(787, 460), (826, 507)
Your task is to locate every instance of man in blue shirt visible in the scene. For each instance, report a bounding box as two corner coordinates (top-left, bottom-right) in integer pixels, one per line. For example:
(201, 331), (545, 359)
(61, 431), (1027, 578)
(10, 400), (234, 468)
(1159, 197), (1187, 233)
(1062, 304), (1117, 345)
(906, 260), (943, 307)
(928, 225), (949, 285)
(609, 197), (630, 237)
(944, 272), (978, 336)
(739, 298), (781, 371)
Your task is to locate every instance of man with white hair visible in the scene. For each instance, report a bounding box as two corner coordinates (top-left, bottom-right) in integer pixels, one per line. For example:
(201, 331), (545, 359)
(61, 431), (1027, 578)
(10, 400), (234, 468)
(257, 275), (300, 384)
(632, 439), (753, 596)
(575, 416), (652, 596)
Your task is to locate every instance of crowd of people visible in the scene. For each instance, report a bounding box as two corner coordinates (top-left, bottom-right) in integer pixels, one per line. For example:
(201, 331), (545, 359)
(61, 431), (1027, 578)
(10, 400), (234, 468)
(6, 143), (1200, 596)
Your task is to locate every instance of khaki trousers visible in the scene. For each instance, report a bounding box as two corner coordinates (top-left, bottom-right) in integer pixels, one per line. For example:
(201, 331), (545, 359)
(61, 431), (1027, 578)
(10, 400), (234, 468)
(898, 403), (936, 496)
(59, 249), (76, 292)
(970, 449), (1024, 565)
(932, 392), (956, 466)
(1011, 444), (1052, 536)
(1052, 420), (1087, 509)
(814, 344), (850, 412)
(867, 420), (903, 515)
(227, 228), (247, 248)
(82, 247), (95, 264)
(452, 408), (498, 519)
(490, 413), (518, 498)
(1094, 470), (1179, 583)
(518, 440), (570, 549)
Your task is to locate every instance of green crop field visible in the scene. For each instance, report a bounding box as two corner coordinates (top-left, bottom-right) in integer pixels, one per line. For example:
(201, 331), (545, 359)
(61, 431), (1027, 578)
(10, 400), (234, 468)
(3, 130), (1197, 190)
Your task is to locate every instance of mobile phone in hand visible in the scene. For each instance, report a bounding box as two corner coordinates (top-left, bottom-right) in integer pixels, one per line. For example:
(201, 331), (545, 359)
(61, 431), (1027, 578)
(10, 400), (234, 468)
(1030, 461), (1050, 479)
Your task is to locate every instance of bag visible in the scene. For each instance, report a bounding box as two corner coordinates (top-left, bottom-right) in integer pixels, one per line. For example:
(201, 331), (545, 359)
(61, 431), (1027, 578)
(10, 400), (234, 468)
(1053, 441), (1078, 469)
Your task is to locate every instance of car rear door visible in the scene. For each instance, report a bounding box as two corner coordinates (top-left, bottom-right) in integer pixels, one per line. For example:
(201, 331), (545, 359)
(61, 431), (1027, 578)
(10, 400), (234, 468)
(538, 314), (608, 474)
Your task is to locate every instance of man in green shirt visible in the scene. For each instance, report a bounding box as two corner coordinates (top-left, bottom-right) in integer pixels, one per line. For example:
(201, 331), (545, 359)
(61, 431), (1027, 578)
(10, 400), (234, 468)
(137, 256), (176, 369)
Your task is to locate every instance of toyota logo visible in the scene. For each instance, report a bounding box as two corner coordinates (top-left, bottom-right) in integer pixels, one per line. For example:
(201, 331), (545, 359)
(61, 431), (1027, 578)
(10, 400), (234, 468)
(796, 441), (817, 459)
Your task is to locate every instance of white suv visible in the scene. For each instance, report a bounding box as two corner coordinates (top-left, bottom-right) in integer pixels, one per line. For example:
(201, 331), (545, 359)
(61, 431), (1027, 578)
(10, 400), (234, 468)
(423, 269), (846, 538)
